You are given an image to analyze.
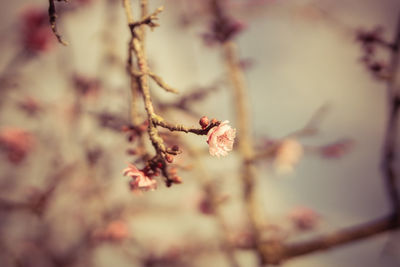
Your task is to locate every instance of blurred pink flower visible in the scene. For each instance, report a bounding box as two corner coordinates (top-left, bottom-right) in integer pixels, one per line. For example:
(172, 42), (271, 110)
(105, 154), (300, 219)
(207, 120), (236, 157)
(274, 138), (303, 174)
(20, 7), (54, 52)
(93, 220), (129, 242)
(123, 164), (157, 191)
(0, 127), (35, 164)
(288, 206), (319, 231)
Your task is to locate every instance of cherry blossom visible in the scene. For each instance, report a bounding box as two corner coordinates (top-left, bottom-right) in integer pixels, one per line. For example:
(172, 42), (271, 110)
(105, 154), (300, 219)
(123, 164), (157, 191)
(207, 120), (236, 157)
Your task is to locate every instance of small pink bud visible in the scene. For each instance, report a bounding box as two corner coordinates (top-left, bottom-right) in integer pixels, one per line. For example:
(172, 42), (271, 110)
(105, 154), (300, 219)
(199, 116), (209, 129)
(171, 176), (182, 184)
(165, 154), (174, 163)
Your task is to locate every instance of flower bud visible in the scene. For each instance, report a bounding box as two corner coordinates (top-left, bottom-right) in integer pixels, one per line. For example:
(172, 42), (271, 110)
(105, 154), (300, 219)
(199, 116), (209, 129)
(165, 154), (174, 163)
(171, 176), (182, 184)
(210, 118), (218, 124)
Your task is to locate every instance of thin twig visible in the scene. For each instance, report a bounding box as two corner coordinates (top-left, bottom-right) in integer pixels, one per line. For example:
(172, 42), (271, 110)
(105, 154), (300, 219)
(48, 0), (68, 46)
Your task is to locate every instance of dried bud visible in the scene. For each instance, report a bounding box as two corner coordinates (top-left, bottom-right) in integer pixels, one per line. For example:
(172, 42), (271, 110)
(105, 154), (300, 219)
(199, 116), (209, 129)
(127, 133), (135, 142)
(369, 61), (384, 73)
(172, 145), (180, 152)
(165, 154), (174, 163)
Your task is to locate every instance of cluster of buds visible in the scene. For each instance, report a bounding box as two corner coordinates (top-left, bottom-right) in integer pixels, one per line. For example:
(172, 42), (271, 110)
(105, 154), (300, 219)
(122, 115), (235, 192)
(20, 7), (54, 53)
(356, 26), (392, 80)
(0, 127), (35, 164)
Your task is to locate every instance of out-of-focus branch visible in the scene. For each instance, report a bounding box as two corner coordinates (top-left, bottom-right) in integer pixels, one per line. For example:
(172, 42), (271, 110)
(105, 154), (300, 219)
(255, 214), (398, 264)
(186, 144), (240, 267)
(254, 12), (400, 265)
(0, 162), (76, 216)
(210, 0), (265, 264)
(223, 39), (266, 266)
(382, 12), (400, 220)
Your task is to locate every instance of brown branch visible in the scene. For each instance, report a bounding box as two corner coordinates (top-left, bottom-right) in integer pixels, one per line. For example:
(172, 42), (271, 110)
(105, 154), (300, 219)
(256, 214), (398, 264)
(48, 0), (68, 46)
(148, 72), (179, 94)
(129, 7), (164, 30)
(381, 12), (400, 220)
(222, 39), (266, 265)
(156, 119), (220, 135)
(123, 0), (209, 186)
(209, 0), (265, 264)
(185, 143), (240, 267)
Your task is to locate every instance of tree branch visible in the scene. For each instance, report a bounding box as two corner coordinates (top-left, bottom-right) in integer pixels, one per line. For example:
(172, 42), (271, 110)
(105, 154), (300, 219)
(48, 0), (68, 46)
(256, 214), (398, 264)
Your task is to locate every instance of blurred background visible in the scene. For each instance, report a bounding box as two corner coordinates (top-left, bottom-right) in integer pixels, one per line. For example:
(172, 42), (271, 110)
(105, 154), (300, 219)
(0, 0), (399, 266)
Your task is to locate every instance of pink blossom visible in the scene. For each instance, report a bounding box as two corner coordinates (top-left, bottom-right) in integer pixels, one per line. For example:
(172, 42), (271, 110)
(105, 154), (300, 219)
(207, 120), (236, 157)
(93, 220), (129, 242)
(0, 127), (35, 164)
(274, 138), (303, 174)
(288, 206), (320, 231)
(123, 164), (157, 191)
